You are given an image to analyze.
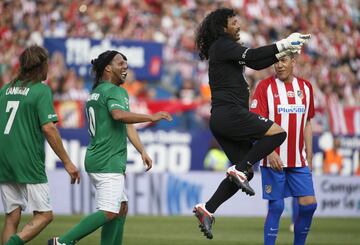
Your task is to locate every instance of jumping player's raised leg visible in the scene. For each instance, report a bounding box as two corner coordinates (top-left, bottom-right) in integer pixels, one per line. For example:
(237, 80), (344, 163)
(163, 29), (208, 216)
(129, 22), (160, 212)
(228, 122), (286, 195)
(193, 138), (253, 239)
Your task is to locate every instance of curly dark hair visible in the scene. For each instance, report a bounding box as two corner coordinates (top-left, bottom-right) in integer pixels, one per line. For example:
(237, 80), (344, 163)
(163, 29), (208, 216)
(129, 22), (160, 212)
(91, 50), (127, 89)
(195, 8), (236, 60)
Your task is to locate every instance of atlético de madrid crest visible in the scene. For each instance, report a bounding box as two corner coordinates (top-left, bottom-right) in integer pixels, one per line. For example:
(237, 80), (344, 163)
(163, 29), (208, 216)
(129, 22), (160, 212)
(265, 185), (272, 194)
(297, 90), (304, 99)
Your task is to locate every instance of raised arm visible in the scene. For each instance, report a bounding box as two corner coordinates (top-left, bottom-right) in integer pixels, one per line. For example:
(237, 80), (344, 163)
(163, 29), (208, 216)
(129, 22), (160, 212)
(217, 33), (311, 64)
(111, 110), (172, 124)
(216, 39), (278, 62)
(246, 55), (279, 70)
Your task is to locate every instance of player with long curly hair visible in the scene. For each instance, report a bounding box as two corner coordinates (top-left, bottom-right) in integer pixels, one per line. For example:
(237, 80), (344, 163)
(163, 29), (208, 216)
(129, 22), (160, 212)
(193, 8), (311, 239)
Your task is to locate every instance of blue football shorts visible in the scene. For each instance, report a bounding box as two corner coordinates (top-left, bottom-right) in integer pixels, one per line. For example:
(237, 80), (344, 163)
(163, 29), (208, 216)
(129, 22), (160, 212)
(260, 166), (315, 200)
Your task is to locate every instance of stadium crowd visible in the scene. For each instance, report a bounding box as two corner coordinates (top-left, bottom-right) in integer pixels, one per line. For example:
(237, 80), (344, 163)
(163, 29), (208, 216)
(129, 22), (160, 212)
(0, 0), (359, 129)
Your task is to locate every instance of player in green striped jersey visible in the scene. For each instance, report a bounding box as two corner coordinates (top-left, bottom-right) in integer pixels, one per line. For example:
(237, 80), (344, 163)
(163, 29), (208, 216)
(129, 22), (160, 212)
(0, 46), (80, 245)
(49, 50), (172, 245)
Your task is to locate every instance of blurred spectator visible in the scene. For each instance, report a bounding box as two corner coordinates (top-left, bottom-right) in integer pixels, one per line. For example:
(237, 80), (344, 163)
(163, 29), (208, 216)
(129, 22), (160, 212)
(54, 69), (80, 101)
(0, 0), (359, 131)
(176, 79), (198, 105)
(65, 77), (89, 101)
(175, 78), (203, 130)
(323, 138), (343, 175)
(122, 69), (147, 99)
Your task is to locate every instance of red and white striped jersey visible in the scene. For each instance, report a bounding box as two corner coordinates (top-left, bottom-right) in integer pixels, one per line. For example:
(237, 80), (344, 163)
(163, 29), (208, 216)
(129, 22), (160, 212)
(250, 76), (314, 168)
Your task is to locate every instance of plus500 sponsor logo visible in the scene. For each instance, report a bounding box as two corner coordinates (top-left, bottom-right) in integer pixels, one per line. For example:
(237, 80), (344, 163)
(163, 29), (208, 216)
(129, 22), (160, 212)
(277, 105), (305, 114)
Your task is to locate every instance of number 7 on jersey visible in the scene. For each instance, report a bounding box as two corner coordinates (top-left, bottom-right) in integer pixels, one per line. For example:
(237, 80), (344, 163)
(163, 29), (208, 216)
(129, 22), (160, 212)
(4, 101), (19, 134)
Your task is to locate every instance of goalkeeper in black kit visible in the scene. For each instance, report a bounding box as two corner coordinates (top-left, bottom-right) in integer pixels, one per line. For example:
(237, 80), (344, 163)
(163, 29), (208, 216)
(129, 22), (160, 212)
(192, 8), (311, 239)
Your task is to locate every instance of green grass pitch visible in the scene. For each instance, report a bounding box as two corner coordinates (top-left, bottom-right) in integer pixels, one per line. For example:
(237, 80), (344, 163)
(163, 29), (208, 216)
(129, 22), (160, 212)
(1, 215), (359, 245)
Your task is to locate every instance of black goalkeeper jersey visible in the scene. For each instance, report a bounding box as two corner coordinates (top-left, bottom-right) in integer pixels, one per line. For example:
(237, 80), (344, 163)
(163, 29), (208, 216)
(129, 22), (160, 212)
(208, 35), (279, 109)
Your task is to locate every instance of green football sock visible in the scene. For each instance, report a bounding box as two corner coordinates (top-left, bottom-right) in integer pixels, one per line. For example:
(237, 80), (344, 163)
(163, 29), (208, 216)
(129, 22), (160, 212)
(59, 211), (108, 244)
(100, 216), (126, 245)
(4, 234), (24, 245)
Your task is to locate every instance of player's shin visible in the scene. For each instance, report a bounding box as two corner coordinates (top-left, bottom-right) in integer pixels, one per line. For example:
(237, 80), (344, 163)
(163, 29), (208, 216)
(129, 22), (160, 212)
(101, 202), (127, 245)
(294, 203), (317, 245)
(57, 211), (108, 244)
(4, 234), (24, 245)
(101, 216), (126, 245)
(264, 200), (284, 245)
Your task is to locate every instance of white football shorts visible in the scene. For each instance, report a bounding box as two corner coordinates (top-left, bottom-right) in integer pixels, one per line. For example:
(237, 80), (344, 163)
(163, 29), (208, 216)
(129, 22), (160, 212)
(88, 173), (128, 214)
(0, 183), (52, 214)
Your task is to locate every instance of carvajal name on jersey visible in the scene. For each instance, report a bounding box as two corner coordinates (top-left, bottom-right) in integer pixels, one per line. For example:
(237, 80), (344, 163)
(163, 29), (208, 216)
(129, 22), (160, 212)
(88, 93), (100, 101)
(277, 104), (305, 114)
(6, 87), (30, 96)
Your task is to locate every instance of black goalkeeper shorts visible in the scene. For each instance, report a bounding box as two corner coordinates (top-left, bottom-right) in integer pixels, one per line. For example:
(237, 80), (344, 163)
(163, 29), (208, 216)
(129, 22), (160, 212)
(209, 106), (273, 164)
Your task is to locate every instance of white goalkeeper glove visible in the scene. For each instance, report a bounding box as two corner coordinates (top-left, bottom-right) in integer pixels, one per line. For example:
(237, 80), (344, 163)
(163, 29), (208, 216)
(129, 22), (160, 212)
(275, 48), (301, 60)
(276, 32), (311, 52)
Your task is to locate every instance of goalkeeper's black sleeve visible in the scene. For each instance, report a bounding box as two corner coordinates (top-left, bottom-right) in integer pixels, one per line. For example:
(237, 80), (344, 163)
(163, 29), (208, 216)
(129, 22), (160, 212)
(242, 44), (279, 61)
(216, 38), (279, 62)
(246, 55), (279, 70)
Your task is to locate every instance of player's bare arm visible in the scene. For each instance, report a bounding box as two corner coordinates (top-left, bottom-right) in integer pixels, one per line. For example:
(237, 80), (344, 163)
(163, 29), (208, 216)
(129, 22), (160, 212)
(111, 109), (172, 123)
(42, 122), (80, 184)
(304, 119), (313, 170)
(127, 124), (152, 171)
